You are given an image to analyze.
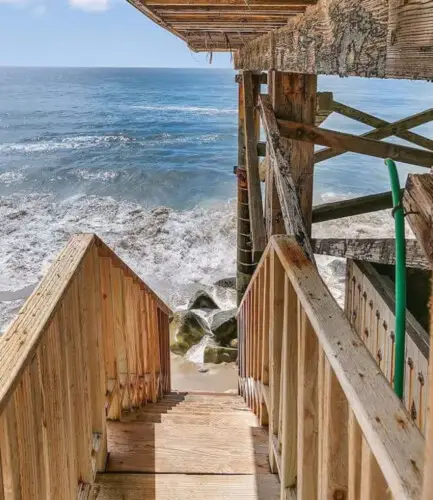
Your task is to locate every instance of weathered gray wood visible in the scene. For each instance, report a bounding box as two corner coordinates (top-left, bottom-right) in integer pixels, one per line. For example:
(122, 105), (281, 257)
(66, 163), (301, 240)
(258, 93), (315, 262)
(316, 105), (433, 164)
(403, 174), (433, 267)
(272, 235), (425, 500)
(312, 238), (429, 270)
(234, 0), (433, 81)
(242, 71), (266, 261)
(279, 120), (433, 168)
(312, 190), (401, 224)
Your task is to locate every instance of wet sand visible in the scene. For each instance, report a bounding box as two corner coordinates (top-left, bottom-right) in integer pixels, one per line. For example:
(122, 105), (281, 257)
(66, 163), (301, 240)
(171, 353), (238, 393)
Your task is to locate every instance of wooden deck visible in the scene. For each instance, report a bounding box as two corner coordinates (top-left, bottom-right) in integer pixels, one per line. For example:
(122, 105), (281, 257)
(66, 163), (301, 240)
(93, 393), (280, 499)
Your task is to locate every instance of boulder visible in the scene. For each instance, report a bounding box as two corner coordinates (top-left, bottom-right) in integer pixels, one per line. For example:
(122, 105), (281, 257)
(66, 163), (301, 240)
(214, 277), (236, 290)
(203, 346), (238, 364)
(211, 308), (237, 346)
(169, 310), (208, 355)
(187, 290), (219, 311)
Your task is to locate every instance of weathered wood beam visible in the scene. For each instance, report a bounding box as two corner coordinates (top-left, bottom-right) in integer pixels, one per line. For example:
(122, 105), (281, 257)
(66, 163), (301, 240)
(146, 0), (316, 5)
(279, 120), (433, 168)
(316, 105), (433, 164)
(156, 6), (306, 14)
(312, 190), (401, 223)
(312, 238), (429, 270)
(259, 93), (315, 262)
(403, 173), (433, 267)
(234, 0), (433, 81)
(243, 71), (267, 261)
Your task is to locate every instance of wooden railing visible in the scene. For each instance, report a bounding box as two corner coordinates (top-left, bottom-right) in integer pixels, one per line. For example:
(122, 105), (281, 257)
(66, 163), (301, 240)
(238, 235), (425, 500)
(0, 234), (171, 499)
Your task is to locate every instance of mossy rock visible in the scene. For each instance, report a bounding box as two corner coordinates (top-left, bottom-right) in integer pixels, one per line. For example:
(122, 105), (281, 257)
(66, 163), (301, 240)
(211, 308), (237, 347)
(187, 290), (219, 310)
(203, 346), (238, 364)
(169, 310), (208, 355)
(214, 277), (236, 290)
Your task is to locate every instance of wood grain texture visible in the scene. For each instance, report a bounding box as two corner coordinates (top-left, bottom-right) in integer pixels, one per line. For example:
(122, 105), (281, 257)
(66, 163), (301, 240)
(312, 238), (429, 270)
(94, 473), (280, 500)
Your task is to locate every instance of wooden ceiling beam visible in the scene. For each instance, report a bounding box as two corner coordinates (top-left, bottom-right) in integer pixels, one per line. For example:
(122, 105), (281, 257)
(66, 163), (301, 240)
(145, 0), (316, 5)
(154, 6), (305, 14)
(234, 0), (433, 81)
(163, 14), (298, 21)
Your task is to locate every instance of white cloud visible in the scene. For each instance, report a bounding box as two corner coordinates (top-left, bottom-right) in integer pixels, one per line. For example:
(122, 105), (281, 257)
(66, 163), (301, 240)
(69, 0), (110, 12)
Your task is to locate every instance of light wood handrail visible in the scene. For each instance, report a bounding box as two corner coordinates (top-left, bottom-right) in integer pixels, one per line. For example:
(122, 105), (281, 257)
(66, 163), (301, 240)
(0, 234), (172, 499)
(238, 235), (425, 499)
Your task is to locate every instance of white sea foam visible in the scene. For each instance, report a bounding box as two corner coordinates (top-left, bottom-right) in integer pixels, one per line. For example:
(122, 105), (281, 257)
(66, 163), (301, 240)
(0, 171), (26, 186)
(0, 191), (412, 332)
(132, 105), (237, 115)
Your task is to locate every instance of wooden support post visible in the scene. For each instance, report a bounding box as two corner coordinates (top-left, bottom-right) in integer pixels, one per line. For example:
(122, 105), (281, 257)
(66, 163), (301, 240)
(321, 359), (348, 499)
(269, 247), (285, 473)
(360, 439), (390, 500)
(243, 71), (266, 261)
(279, 275), (298, 494)
(272, 72), (317, 233)
(348, 410), (362, 500)
(297, 306), (319, 500)
(236, 72), (254, 305)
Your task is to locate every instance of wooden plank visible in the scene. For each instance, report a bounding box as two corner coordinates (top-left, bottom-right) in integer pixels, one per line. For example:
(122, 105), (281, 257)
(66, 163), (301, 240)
(279, 275), (298, 493)
(297, 306), (319, 500)
(278, 119), (433, 168)
(268, 248), (285, 473)
(0, 234), (94, 414)
(316, 104), (433, 163)
(312, 190), (400, 224)
(272, 235), (424, 499)
(106, 422), (270, 474)
(0, 401), (21, 499)
(94, 473), (281, 500)
(321, 359), (348, 499)
(259, 93), (315, 262)
(360, 438), (391, 500)
(243, 71), (266, 260)
(312, 238), (429, 270)
(348, 410), (362, 500)
(404, 173), (433, 267)
(146, 0), (316, 5)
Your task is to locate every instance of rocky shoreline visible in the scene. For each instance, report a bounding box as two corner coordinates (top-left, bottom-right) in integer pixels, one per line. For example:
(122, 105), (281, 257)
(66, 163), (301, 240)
(169, 278), (238, 365)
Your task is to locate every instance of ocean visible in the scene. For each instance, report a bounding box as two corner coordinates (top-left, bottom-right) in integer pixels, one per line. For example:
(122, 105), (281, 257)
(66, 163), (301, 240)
(0, 67), (432, 331)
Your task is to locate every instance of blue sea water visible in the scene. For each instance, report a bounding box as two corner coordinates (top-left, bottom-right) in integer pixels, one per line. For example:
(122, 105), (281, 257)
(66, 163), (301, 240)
(0, 67), (432, 326)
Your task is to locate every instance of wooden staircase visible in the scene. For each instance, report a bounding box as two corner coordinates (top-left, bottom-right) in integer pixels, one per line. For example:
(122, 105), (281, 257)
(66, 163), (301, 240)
(93, 392), (280, 499)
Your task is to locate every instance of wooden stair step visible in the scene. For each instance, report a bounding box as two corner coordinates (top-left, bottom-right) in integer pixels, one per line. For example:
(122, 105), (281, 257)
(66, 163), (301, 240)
(106, 421), (270, 474)
(94, 473), (280, 499)
(121, 411), (260, 427)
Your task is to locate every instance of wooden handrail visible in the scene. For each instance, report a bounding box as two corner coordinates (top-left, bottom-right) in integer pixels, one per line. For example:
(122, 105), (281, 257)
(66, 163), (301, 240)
(238, 235), (425, 499)
(0, 234), (172, 498)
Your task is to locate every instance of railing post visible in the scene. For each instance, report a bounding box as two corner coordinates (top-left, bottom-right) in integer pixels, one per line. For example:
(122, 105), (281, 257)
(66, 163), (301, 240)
(269, 247), (285, 472)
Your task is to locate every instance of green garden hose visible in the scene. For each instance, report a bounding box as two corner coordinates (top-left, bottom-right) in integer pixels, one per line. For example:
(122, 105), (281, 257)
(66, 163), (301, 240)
(385, 159), (406, 399)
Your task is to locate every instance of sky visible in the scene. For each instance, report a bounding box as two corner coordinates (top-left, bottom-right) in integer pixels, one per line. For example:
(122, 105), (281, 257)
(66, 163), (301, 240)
(0, 0), (233, 67)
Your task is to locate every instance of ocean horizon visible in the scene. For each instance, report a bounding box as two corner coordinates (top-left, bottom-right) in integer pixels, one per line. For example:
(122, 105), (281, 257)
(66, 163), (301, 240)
(0, 67), (431, 330)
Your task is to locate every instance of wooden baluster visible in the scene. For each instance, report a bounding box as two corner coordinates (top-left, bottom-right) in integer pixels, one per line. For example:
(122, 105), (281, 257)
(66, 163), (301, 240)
(253, 278), (259, 413)
(317, 347), (325, 497)
(280, 275), (299, 496)
(136, 288), (146, 404)
(152, 298), (162, 400)
(260, 255), (270, 426)
(360, 439), (390, 499)
(348, 410), (362, 500)
(65, 281), (94, 486)
(0, 400), (21, 499)
(245, 293), (251, 407)
(124, 277), (138, 408)
(321, 359), (349, 499)
(111, 267), (130, 410)
(144, 293), (157, 402)
(238, 305), (245, 397)
(139, 291), (150, 402)
(0, 446), (4, 500)
(297, 305), (319, 499)
(162, 312), (171, 393)
(99, 256), (120, 420)
(269, 248), (284, 473)
(87, 249), (108, 470)
(40, 316), (76, 498)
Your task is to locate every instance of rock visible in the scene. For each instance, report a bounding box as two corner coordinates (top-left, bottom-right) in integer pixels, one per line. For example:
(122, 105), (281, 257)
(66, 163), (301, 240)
(327, 258), (346, 278)
(211, 308), (237, 346)
(187, 290), (219, 310)
(169, 310), (208, 355)
(259, 157), (268, 182)
(198, 366), (209, 373)
(203, 346), (238, 364)
(214, 277), (236, 290)
(230, 338), (238, 348)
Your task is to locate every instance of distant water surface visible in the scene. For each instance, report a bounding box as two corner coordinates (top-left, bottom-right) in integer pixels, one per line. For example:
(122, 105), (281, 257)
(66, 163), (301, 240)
(0, 68), (432, 328)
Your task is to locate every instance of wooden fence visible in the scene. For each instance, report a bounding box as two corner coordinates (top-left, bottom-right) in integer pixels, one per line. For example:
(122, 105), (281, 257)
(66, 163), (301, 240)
(238, 235), (424, 500)
(0, 234), (171, 499)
